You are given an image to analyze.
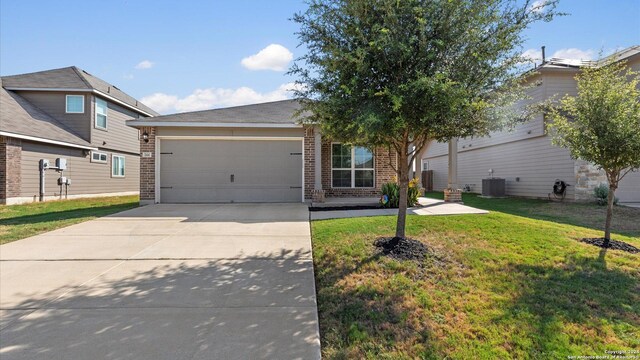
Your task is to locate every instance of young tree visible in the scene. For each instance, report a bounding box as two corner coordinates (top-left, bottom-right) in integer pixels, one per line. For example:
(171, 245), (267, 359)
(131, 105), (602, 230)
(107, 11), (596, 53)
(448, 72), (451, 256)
(549, 60), (640, 246)
(291, 0), (558, 240)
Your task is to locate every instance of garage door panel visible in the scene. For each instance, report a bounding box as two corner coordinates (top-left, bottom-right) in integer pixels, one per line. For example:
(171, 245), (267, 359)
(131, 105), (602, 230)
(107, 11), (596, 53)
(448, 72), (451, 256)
(159, 139), (302, 203)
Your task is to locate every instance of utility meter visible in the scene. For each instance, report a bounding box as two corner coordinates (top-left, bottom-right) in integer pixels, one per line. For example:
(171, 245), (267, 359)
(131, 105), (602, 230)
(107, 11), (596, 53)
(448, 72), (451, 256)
(39, 159), (50, 170)
(55, 158), (67, 170)
(58, 177), (67, 185)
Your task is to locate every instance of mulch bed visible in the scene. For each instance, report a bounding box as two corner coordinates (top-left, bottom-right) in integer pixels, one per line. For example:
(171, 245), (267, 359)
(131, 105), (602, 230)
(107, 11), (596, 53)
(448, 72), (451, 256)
(374, 236), (433, 262)
(579, 238), (639, 254)
(308, 205), (381, 212)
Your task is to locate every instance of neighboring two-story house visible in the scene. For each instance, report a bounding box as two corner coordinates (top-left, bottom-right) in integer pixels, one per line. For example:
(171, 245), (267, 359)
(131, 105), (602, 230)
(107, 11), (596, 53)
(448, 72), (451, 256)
(419, 46), (640, 204)
(0, 66), (158, 204)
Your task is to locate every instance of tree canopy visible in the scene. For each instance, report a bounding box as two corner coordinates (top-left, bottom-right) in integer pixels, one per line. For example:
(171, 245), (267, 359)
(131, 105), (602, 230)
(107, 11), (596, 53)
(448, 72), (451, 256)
(291, 0), (559, 238)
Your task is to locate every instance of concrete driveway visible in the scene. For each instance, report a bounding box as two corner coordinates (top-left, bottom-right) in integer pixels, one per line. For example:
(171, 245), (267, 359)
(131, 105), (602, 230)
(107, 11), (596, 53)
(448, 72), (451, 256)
(0, 203), (320, 360)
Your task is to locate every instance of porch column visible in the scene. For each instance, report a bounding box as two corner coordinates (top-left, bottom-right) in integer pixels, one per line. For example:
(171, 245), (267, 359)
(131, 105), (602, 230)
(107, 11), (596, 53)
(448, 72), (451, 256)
(312, 126), (325, 202)
(444, 138), (462, 203)
(314, 127), (322, 190)
(447, 138), (458, 189)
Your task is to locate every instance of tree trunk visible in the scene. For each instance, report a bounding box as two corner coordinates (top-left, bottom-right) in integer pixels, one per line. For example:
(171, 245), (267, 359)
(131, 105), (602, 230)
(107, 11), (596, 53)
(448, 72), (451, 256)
(395, 149), (409, 240)
(603, 184), (616, 247)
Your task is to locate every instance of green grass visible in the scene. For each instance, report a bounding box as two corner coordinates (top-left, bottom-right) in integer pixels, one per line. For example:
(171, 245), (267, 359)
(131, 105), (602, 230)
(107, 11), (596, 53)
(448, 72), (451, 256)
(312, 196), (639, 359)
(0, 195), (139, 244)
(425, 192), (640, 237)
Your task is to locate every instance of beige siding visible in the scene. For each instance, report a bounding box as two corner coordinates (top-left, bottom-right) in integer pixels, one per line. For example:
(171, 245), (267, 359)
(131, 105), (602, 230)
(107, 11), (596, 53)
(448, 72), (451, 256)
(423, 135), (575, 198)
(90, 95), (141, 154)
(20, 141), (139, 199)
(15, 91), (91, 140)
(618, 170), (640, 203)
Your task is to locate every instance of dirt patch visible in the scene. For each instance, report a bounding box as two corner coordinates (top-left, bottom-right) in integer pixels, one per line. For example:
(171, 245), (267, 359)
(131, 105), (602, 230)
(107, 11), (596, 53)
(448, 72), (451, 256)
(579, 238), (639, 254)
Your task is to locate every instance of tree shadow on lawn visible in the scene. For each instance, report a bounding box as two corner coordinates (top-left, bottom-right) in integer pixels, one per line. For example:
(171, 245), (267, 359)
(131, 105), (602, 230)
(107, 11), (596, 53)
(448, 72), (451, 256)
(0, 203), (138, 226)
(495, 249), (639, 357)
(0, 251), (319, 359)
(314, 248), (440, 358)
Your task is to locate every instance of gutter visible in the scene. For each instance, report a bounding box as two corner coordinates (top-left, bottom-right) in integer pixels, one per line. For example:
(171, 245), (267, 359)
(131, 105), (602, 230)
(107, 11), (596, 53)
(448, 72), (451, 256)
(126, 121), (303, 128)
(0, 131), (98, 150)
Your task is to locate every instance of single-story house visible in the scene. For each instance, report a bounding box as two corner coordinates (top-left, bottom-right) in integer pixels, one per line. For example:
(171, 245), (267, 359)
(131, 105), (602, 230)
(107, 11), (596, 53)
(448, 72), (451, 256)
(0, 67), (158, 205)
(127, 100), (397, 204)
(419, 45), (640, 204)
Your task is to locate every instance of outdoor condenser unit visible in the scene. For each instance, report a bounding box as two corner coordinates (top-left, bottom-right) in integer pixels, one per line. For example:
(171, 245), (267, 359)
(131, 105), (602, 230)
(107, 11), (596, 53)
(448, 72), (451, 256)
(482, 178), (506, 197)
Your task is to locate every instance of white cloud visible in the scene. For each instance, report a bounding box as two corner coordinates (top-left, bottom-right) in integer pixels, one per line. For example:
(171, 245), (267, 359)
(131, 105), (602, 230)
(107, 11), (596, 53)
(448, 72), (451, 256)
(241, 44), (293, 71)
(551, 48), (595, 61)
(530, 0), (547, 13)
(123, 74), (134, 80)
(521, 48), (542, 62)
(135, 60), (154, 70)
(521, 47), (595, 63)
(140, 82), (302, 114)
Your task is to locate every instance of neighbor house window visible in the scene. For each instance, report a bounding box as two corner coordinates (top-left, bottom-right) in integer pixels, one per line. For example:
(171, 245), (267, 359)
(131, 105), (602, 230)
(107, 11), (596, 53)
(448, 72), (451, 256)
(95, 98), (108, 129)
(91, 151), (108, 163)
(331, 143), (374, 188)
(66, 95), (84, 113)
(112, 155), (125, 177)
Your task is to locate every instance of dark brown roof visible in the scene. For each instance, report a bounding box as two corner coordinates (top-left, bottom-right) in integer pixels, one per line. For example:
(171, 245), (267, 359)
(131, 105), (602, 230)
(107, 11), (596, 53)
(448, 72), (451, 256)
(1, 66), (159, 116)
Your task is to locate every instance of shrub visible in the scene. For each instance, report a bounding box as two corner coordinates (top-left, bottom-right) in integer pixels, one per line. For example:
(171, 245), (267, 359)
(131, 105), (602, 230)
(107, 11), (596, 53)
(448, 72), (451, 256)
(380, 177), (422, 208)
(593, 183), (619, 206)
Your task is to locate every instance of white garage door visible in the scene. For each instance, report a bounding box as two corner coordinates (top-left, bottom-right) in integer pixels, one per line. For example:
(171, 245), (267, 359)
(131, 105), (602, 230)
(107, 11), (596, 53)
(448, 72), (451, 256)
(159, 139), (303, 203)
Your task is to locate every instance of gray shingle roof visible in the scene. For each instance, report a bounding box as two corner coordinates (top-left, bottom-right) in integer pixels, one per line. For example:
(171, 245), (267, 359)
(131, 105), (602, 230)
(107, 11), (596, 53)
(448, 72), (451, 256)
(0, 84), (93, 148)
(1, 66), (159, 116)
(128, 99), (306, 126)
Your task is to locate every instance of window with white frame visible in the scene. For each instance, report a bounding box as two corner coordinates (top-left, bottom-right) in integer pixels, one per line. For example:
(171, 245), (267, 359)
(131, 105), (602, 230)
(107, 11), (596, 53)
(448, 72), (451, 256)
(112, 155), (125, 177)
(65, 95), (84, 113)
(331, 143), (374, 188)
(91, 151), (108, 163)
(95, 98), (108, 129)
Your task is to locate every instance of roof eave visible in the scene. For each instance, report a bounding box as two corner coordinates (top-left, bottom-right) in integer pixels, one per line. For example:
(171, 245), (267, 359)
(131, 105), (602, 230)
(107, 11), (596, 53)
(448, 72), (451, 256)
(126, 121), (302, 128)
(0, 131), (97, 150)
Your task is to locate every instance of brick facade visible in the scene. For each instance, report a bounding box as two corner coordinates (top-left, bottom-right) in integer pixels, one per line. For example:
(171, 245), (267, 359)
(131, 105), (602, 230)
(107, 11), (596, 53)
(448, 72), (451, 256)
(0, 136), (22, 203)
(138, 126), (397, 203)
(303, 127), (316, 200)
(139, 127), (156, 203)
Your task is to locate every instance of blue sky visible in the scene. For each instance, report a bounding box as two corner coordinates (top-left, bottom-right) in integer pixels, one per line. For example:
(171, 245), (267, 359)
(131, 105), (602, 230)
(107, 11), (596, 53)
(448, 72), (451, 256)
(1, 0), (638, 114)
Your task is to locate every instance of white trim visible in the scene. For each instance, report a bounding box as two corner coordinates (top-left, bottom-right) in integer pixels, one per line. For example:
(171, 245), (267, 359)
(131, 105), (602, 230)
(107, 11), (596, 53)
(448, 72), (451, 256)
(153, 136), (305, 204)
(4, 87), (155, 117)
(3, 191), (139, 205)
(0, 131), (97, 150)
(127, 121), (302, 128)
(91, 151), (108, 163)
(155, 135), (303, 141)
(95, 98), (108, 130)
(330, 142), (376, 189)
(65, 94), (85, 113)
(111, 154), (125, 177)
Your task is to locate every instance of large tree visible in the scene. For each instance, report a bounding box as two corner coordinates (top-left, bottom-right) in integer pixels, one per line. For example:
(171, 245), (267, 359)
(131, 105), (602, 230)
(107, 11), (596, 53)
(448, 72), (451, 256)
(291, 0), (558, 240)
(549, 60), (640, 246)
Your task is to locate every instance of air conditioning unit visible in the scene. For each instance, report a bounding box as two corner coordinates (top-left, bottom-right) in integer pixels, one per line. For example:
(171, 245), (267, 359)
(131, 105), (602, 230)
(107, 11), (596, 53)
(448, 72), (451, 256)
(482, 178), (506, 197)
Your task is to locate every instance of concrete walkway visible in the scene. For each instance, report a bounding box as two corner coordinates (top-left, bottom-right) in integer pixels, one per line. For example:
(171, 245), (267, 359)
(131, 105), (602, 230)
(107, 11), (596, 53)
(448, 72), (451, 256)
(310, 197), (488, 220)
(0, 203), (320, 360)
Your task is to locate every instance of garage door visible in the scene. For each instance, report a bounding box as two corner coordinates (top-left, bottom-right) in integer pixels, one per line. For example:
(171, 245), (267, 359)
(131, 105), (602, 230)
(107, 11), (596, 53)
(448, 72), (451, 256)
(159, 139), (303, 203)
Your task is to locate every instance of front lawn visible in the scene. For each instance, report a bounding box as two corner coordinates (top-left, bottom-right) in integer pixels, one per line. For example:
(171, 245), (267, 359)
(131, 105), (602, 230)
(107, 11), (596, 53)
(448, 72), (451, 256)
(0, 195), (139, 244)
(312, 199), (639, 358)
(425, 192), (640, 237)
